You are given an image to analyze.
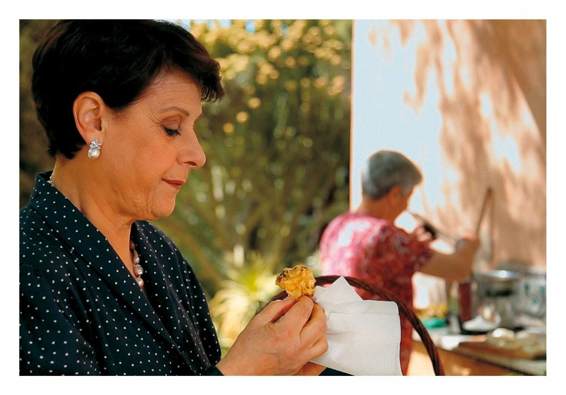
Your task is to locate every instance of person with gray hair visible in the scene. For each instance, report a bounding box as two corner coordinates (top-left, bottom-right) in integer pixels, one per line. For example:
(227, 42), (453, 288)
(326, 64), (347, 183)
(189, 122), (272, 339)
(361, 150), (423, 215)
(319, 150), (479, 374)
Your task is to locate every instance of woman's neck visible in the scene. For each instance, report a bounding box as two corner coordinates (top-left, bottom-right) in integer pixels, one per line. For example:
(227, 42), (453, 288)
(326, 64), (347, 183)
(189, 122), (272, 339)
(355, 198), (397, 223)
(50, 157), (135, 273)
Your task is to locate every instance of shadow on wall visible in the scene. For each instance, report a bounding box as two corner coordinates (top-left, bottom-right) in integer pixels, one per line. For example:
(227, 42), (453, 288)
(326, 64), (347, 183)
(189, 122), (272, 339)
(395, 20), (546, 268)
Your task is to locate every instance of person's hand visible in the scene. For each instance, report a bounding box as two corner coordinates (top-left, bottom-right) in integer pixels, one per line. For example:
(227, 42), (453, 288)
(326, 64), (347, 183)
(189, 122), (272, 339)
(412, 224), (436, 243)
(216, 296), (328, 375)
(295, 362), (327, 376)
(455, 236), (480, 256)
(453, 236), (480, 280)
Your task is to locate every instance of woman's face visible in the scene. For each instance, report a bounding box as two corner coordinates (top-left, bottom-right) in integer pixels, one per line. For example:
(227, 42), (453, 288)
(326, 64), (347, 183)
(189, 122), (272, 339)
(398, 188), (413, 215)
(101, 68), (206, 220)
(389, 186), (413, 221)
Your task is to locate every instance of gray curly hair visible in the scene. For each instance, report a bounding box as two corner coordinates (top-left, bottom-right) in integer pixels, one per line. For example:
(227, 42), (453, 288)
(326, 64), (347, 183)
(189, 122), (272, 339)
(361, 150), (423, 200)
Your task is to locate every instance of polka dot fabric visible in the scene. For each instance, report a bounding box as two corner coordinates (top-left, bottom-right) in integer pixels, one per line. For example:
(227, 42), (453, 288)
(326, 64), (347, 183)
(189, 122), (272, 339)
(20, 172), (222, 375)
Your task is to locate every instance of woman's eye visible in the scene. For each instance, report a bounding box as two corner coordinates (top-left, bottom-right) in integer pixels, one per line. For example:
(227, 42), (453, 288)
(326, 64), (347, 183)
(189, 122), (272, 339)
(163, 126), (181, 136)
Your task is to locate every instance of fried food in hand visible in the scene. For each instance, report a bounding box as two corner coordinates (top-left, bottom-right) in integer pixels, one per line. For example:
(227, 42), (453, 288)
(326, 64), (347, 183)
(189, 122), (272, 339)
(276, 264), (315, 298)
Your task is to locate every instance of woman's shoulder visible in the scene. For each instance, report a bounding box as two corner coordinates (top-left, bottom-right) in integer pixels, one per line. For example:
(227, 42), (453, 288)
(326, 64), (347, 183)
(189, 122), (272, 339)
(20, 207), (79, 291)
(333, 212), (389, 227)
(325, 212), (390, 238)
(20, 207), (67, 266)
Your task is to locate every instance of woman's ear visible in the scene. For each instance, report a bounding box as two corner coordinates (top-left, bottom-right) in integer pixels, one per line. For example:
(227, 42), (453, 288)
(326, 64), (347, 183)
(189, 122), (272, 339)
(72, 92), (107, 146)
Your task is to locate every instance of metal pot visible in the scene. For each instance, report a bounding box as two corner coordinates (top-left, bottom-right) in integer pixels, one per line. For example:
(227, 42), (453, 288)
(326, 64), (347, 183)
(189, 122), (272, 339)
(474, 270), (521, 296)
(473, 270), (522, 329)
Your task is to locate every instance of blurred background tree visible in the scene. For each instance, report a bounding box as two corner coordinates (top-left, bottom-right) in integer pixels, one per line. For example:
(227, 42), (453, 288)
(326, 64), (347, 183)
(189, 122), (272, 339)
(20, 19), (352, 350)
(20, 20), (56, 207)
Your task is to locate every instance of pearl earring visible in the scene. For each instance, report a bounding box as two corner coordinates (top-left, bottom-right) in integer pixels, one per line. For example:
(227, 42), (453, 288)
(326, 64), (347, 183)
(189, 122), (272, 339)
(87, 138), (102, 159)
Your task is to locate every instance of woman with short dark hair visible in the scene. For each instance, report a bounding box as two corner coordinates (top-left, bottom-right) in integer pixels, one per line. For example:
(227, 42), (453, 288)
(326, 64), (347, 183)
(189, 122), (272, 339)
(20, 20), (327, 376)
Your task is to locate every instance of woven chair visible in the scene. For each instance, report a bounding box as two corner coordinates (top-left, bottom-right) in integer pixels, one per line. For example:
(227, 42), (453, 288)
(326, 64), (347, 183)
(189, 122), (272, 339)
(271, 275), (445, 375)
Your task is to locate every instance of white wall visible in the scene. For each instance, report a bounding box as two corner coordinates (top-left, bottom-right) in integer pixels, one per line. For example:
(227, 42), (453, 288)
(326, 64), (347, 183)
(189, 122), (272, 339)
(351, 20), (546, 269)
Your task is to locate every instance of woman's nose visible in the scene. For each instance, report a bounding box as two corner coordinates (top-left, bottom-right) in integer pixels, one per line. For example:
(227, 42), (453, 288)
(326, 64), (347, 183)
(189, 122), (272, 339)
(179, 133), (206, 168)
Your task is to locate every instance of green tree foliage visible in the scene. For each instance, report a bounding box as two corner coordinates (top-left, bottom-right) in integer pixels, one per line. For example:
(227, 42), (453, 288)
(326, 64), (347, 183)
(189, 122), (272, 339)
(20, 20), (57, 207)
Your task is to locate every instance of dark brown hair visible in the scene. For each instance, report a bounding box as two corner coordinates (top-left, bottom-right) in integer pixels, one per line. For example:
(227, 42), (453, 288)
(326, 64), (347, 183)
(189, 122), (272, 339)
(32, 20), (224, 159)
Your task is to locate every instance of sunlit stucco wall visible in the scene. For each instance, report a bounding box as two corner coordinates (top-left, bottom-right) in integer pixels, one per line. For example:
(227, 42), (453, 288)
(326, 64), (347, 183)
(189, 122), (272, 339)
(351, 20), (545, 269)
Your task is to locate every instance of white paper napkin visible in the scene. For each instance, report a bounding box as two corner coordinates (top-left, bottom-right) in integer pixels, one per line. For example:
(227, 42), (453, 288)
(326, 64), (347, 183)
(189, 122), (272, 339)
(311, 276), (402, 375)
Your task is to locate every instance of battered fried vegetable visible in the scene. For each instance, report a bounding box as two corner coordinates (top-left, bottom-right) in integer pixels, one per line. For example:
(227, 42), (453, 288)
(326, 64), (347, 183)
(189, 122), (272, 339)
(276, 264), (316, 298)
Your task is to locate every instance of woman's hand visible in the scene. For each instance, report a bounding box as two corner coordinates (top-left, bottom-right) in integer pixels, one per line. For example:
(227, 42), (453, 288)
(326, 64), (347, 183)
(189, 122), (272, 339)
(295, 362), (327, 375)
(412, 224), (437, 243)
(453, 236), (481, 279)
(216, 296), (328, 375)
(455, 237), (480, 259)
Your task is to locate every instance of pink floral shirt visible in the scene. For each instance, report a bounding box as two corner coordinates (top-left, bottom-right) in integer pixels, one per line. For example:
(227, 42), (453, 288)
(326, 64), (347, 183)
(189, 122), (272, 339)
(319, 212), (433, 374)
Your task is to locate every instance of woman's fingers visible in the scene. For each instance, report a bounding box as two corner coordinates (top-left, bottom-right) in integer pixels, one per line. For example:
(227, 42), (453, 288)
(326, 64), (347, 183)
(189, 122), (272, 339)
(300, 302), (327, 345)
(275, 296), (314, 332)
(306, 336), (329, 361)
(253, 297), (297, 326)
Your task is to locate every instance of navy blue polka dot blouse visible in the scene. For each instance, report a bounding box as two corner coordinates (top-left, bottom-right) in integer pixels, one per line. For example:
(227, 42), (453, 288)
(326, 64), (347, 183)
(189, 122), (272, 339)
(20, 172), (222, 375)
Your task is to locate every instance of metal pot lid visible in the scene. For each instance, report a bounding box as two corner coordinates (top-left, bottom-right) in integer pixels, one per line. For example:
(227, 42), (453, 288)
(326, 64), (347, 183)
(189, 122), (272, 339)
(475, 270), (521, 283)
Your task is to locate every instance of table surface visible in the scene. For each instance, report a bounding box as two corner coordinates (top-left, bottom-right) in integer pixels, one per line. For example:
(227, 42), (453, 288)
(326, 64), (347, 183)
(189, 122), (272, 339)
(413, 326), (546, 375)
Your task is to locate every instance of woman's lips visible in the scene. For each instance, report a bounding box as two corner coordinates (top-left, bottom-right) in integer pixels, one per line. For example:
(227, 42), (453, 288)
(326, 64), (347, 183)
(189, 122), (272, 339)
(163, 179), (185, 189)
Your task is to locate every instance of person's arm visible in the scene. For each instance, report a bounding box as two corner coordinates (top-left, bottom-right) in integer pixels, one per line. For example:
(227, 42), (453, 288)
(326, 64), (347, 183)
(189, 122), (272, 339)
(418, 238), (480, 282)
